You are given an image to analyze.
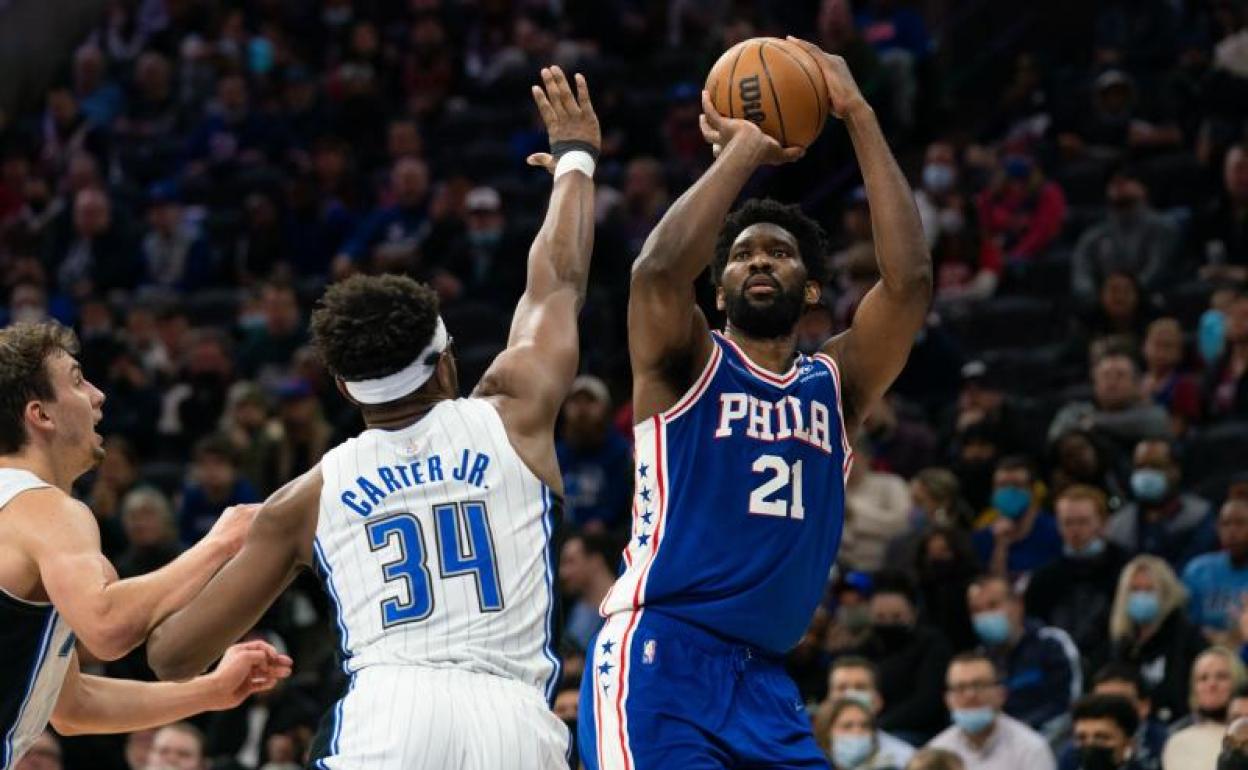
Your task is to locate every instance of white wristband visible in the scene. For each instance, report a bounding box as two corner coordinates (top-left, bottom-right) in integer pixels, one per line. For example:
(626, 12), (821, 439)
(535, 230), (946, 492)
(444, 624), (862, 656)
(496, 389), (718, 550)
(554, 150), (595, 180)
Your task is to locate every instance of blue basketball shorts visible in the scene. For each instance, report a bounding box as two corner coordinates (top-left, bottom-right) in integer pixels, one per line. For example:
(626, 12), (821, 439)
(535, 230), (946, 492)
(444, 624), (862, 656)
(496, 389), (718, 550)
(578, 608), (829, 770)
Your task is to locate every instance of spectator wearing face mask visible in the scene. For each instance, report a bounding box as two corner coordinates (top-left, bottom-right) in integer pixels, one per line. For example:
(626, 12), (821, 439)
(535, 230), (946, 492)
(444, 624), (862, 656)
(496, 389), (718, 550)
(854, 571), (954, 743)
(1071, 166), (1177, 307)
(1105, 438), (1216, 571)
(824, 657), (919, 767)
(1068, 694), (1143, 770)
(967, 576), (1081, 743)
(1183, 500), (1248, 645)
(972, 456), (1062, 579)
(1027, 485), (1130, 668)
(1163, 648), (1247, 769)
(926, 653), (1056, 770)
(1057, 664), (1167, 770)
(1108, 556), (1208, 724)
(818, 698), (906, 770)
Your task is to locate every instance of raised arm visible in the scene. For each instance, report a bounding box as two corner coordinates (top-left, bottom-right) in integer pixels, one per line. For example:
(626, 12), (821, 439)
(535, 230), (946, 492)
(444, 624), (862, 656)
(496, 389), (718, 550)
(474, 67), (598, 482)
(52, 642), (291, 735)
(147, 469), (318, 680)
(24, 490), (253, 661)
(789, 38), (933, 429)
(629, 94), (802, 421)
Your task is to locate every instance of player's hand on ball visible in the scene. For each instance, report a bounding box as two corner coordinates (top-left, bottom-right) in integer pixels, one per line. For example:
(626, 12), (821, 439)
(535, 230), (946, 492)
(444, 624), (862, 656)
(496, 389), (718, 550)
(207, 503), (262, 555)
(206, 640), (294, 709)
(784, 37), (869, 120)
(527, 66), (601, 174)
(699, 90), (803, 166)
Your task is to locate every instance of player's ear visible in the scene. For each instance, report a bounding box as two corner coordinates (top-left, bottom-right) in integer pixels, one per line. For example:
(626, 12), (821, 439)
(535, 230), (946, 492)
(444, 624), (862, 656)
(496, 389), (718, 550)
(24, 399), (54, 435)
(715, 284), (726, 312)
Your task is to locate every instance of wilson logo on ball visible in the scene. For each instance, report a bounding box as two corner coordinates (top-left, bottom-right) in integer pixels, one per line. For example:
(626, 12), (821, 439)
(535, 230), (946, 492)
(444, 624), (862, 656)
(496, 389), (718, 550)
(739, 75), (765, 124)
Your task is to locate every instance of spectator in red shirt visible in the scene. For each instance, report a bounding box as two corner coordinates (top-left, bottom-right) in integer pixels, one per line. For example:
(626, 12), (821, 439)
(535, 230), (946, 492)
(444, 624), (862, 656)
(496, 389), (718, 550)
(976, 154), (1067, 267)
(1141, 318), (1203, 435)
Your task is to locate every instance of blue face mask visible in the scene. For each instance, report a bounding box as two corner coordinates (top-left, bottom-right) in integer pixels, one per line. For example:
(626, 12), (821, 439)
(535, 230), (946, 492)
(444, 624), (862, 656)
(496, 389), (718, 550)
(952, 707), (996, 735)
(1127, 590), (1161, 625)
(832, 733), (874, 769)
(1130, 469), (1169, 504)
(923, 163), (956, 195)
(1063, 537), (1107, 559)
(1200, 309), (1227, 365)
(972, 611), (1011, 646)
(992, 486), (1031, 519)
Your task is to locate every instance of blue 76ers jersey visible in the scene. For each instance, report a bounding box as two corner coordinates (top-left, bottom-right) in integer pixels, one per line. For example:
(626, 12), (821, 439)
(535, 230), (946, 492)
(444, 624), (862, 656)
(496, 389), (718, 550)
(600, 331), (853, 654)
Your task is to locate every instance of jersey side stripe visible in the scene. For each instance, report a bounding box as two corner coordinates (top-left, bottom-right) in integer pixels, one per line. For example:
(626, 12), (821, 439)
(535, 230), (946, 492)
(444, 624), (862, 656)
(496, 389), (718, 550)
(2, 611), (56, 769)
(539, 484), (561, 705)
(313, 537), (352, 673)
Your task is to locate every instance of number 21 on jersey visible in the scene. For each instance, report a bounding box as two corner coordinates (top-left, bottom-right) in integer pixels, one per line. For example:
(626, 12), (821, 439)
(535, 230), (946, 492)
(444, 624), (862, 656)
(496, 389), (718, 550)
(365, 501), (504, 627)
(749, 454), (805, 519)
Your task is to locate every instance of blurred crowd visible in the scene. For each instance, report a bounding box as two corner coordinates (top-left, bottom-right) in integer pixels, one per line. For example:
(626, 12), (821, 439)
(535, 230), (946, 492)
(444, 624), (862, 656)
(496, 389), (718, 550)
(7, 0), (1248, 769)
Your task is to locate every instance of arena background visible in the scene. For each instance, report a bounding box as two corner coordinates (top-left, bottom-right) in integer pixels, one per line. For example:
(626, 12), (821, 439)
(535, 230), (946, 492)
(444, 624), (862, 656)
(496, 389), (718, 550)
(4, 0), (1248, 768)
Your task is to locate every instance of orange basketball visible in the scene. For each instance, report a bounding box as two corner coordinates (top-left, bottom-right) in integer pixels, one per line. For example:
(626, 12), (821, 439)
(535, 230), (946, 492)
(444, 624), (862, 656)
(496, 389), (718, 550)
(705, 37), (829, 149)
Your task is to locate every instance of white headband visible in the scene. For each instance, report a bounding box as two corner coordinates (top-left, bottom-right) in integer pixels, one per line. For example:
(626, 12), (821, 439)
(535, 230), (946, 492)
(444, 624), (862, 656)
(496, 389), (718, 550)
(343, 317), (449, 404)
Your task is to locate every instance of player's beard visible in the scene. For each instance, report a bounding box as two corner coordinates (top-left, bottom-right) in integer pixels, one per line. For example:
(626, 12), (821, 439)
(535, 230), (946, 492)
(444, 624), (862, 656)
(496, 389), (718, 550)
(723, 281), (806, 340)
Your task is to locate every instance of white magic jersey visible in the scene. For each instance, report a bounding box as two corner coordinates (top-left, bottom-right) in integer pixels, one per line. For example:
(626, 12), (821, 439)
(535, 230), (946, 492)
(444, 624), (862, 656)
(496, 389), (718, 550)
(0, 469), (75, 770)
(313, 398), (561, 702)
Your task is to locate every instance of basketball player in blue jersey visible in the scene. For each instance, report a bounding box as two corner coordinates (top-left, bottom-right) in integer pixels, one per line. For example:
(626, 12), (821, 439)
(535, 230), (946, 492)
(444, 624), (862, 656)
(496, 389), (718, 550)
(580, 39), (932, 770)
(0, 322), (292, 770)
(147, 67), (599, 769)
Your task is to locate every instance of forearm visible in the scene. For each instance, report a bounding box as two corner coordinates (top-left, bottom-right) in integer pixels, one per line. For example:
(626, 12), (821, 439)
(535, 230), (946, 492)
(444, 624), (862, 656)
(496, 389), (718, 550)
(843, 103), (931, 296)
(54, 673), (223, 735)
(525, 167), (595, 304)
(105, 536), (232, 645)
(633, 137), (762, 282)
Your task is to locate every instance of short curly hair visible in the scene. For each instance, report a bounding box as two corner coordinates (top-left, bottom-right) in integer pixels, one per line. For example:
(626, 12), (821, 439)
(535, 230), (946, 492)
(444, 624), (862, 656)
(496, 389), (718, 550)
(311, 274), (440, 383)
(712, 198), (829, 286)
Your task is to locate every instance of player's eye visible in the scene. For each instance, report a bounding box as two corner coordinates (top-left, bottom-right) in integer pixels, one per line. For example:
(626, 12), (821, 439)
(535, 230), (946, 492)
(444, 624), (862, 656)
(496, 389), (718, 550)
(772, 248), (788, 258)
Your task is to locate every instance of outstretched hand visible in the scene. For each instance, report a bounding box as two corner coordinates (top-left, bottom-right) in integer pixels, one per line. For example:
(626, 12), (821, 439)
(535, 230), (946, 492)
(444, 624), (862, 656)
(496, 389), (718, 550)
(698, 90), (804, 165)
(527, 66), (601, 174)
(205, 640), (294, 710)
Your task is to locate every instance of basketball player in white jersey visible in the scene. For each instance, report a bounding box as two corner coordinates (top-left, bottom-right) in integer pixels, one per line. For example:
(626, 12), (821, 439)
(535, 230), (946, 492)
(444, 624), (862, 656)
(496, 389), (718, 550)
(0, 322), (293, 770)
(147, 66), (600, 770)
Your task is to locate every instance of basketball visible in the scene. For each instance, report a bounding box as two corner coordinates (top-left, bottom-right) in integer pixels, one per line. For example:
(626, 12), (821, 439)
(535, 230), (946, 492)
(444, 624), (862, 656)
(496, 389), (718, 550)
(705, 37), (829, 149)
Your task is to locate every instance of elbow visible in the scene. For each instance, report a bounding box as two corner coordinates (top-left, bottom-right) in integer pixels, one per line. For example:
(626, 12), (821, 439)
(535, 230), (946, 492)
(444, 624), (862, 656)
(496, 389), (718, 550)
(50, 712), (88, 737)
(80, 626), (142, 663)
